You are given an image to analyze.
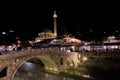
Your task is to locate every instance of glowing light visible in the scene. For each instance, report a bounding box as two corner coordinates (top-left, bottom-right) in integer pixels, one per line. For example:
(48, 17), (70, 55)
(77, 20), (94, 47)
(54, 68), (57, 71)
(2, 32), (6, 35)
(70, 63), (73, 66)
(83, 57), (88, 61)
(9, 30), (14, 33)
(53, 10), (57, 18)
(50, 67), (53, 70)
(78, 54), (81, 58)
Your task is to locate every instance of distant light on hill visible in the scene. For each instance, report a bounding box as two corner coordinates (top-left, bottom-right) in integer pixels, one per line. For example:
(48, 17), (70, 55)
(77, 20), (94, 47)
(2, 32), (6, 35)
(9, 30), (14, 33)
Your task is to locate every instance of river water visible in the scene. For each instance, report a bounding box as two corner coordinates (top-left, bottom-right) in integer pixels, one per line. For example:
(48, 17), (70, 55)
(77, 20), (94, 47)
(13, 60), (119, 80)
(13, 62), (74, 80)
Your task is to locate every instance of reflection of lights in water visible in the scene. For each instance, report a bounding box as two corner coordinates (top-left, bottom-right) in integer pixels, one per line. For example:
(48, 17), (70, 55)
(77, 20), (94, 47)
(15, 62), (74, 80)
(22, 62), (34, 70)
(82, 74), (90, 78)
(82, 74), (94, 79)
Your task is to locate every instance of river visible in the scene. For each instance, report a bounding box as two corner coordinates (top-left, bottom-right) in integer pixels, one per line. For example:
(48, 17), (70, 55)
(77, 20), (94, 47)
(13, 59), (119, 80)
(13, 62), (74, 80)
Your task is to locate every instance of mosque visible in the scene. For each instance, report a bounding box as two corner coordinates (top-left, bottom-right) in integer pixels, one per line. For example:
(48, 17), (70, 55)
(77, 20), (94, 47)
(34, 10), (83, 47)
(35, 10), (57, 43)
(33, 10), (83, 51)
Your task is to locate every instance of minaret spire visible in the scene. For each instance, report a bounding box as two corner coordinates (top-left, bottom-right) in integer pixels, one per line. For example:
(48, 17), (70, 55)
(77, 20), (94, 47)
(53, 10), (57, 37)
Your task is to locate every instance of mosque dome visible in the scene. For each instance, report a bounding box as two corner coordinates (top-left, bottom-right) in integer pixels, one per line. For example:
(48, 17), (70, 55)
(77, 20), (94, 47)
(42, 29), (52, 33)
(35, 28), (55, 42)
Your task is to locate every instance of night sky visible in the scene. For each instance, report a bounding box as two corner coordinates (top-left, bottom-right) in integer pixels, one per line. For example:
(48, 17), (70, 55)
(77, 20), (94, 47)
(0, 1), (120, 41)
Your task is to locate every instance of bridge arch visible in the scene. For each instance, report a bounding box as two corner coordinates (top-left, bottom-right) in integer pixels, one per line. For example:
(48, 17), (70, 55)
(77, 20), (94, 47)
(10, 55), (59, 80)
(0, 67), (7, 77)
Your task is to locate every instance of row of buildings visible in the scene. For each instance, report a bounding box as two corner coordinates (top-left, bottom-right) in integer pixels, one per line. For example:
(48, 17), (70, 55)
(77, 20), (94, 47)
(33, 28), (120, 52)
(33, 10), (120, 52)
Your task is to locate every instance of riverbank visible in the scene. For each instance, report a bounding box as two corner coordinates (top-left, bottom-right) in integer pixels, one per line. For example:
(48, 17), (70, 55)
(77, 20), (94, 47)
(63, 51), (120, 80)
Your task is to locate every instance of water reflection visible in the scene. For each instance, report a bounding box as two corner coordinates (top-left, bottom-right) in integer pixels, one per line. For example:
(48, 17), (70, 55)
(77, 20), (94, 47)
(13, 62), (74, 80)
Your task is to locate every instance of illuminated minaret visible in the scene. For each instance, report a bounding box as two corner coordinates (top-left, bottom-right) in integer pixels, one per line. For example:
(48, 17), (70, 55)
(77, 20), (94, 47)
(53, 10), (57, 37)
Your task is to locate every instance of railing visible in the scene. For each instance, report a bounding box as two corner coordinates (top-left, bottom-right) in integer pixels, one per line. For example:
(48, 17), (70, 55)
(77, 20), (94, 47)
(0, 48), (68, 61)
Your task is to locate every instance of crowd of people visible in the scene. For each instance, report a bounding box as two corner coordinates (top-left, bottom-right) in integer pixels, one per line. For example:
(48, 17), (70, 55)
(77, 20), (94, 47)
(0, 43), (22, 54)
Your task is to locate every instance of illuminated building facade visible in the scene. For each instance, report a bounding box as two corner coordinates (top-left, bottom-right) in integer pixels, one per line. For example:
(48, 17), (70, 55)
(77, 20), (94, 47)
(35, 29), (55, 42)
(103, 36), (120, 49)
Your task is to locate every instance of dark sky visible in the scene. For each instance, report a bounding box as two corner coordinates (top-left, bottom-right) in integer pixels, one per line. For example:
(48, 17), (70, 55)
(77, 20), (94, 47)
(0, 1), (120, 41)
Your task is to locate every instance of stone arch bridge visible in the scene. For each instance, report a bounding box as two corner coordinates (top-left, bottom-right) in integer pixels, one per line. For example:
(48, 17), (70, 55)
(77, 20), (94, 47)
(0, 49), (79, 80)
